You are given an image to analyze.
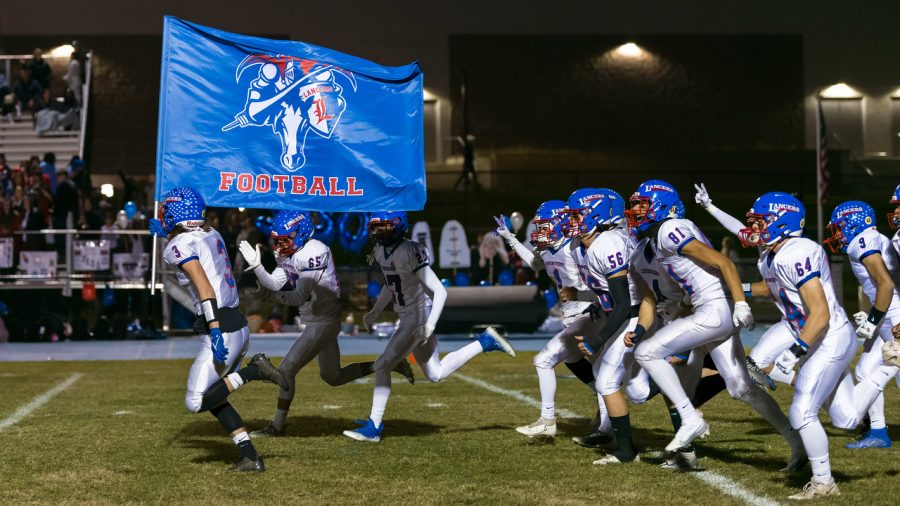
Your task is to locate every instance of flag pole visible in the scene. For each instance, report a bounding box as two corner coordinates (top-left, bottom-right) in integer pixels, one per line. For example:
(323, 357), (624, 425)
(150, 200), (159, 295)
(815, 95), (824, 244)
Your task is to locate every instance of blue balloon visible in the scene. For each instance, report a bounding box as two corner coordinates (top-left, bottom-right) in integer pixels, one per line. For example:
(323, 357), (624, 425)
(255, 214), (274, 236)
(338, 212), (370, 253)
(455, 272), (470, 287)
(498, 269), (514, 286)
(479, 280), (492, 287)
(367, 280), (382, 299)
(543, 289), (559, 309)
(311, 212), (337, 246)
(123, 201), (138, 219)
(440, 278), (452, 288)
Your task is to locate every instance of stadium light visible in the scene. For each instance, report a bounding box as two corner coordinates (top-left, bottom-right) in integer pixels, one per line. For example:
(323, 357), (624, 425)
(615, 42), (643, 58)
(820, 82), (861, 99)
(100, 184), (114, 198)
(48, 44), (74, 58)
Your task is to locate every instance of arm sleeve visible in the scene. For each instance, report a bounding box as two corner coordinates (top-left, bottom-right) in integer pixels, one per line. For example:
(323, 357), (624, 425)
(271, 277), (315, 306)
(505, 235), (543, 271)
(417, 266), (447, 329)
(252, 264), (290, 291)
(585, 275), (632, 351)
(705, 203), (746, 237)
(370, 284), (393, 314)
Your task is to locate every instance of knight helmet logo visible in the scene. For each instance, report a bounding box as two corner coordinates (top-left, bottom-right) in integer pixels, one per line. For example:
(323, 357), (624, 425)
(222, 54), (358, 172)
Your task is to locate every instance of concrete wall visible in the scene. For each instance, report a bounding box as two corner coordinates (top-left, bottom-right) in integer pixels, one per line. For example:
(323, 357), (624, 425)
(2, 0), (899, 168)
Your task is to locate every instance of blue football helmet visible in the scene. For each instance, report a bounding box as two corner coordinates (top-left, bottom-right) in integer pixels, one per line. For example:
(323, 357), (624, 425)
(824, 201), (876, 253)
(368, 211), (408, 246)
(564, 188), (604, 237)
(889, 184), (900, 230)
(158, 186), (205, 234)
(625, 180), (685, 234)
(738, 192), (805, 248)
(530, 200), (569, 251)
(271, 210), (314, 256)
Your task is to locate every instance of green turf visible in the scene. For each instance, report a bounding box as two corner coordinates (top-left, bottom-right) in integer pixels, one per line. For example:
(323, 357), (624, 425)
(1, 353), (898, 505)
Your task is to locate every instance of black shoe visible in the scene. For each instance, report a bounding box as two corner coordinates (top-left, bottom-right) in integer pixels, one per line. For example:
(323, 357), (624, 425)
(571, 430), (613, 448)
(229, 456), (265, 472)
(248, 353), (290, 390)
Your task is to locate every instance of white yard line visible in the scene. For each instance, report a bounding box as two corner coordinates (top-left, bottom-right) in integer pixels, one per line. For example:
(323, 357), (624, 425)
(0, 373), (84, 432)
(454, 373), (782, 506)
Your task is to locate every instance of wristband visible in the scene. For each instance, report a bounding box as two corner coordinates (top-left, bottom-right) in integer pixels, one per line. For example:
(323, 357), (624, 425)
(581, 338), (595, 355)
(867, 307), (887, 326)
(632, 324), (646, 341)
(741, 283), (752, 298)
(671, 352), (689, 361)
(789, 342), (808, 358)
(200, 298), (219, 325)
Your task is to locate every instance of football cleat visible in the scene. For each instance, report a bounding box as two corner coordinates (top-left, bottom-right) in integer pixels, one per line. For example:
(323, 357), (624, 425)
(229, 456), (265, 472)
(665, 415), (709, 452)
(515, 417), (557, 437)
(343, 418), (383, 442)
(845, 430), (892, 449)
(593, 453), (640, 465)
(248, 353), (290, 391)
(571, 429), (613, 448)
(392, 359), (416, 385)
(788, 480), (839, 500)
(659, 449), (700, 471)
(250, 423), (285, 438)
(475, 327), (516, 357)
(745, 356), (776, 391)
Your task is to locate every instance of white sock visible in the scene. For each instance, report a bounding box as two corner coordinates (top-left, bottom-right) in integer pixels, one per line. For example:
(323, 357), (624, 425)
(232, 431), (251, 445)
(869, 392), (886, 430)
(369, 370), (391, 427)
(799, 421), (833, 484)
(597, 393), (611, 433)
(226, 372), (244, 390)
(273, 408), (289, 431)
(435, 341), (484, 380)
(536, 367), (556, 420)
(769, 367), (795, 385)
(643, 357), (696, 421)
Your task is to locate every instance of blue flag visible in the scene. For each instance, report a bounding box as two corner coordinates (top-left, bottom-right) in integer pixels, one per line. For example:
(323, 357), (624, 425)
(155, 16), (425, 211)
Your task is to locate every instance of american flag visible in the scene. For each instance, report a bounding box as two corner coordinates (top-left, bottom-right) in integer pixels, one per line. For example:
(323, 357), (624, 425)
(816, 100), (829, 205)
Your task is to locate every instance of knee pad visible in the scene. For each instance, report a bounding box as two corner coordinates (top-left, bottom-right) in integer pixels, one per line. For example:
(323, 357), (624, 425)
(789, 402), (815, 430)
(184, 391), (203, 414)
(625, 381), (650, 404)
(827, 403), (859, 430)
(596, 365), (622, 396)
(634, 341), (662, 364)
(727, 378), (752, 401)
(533, 351), (554, 370)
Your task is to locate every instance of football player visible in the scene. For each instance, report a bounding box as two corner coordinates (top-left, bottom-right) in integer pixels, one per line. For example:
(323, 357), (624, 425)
(343, 211), (516, 442)
(824, 201), (900, 449)
(625, 180), (804, 467)
(738, 192), (900, 499)
(495, 201), (605, 438)
(238, 210), (415, 437)
(150, 187), (288, 472)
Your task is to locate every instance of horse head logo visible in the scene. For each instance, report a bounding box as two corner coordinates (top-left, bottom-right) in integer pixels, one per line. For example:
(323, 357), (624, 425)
(222, 54), (357, 172)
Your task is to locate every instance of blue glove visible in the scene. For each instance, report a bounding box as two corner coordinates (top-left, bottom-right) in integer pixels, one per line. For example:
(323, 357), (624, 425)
(148, 218), (166, 238)
(209, 327), (229, 364)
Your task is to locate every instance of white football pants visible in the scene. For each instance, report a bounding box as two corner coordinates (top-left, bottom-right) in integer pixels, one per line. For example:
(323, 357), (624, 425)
(185, 327), (250, 413)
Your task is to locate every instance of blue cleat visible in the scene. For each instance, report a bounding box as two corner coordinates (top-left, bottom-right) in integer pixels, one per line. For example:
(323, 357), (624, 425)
(476, 327), (517, 357)
(343, 418), (383, 442)
(845, 429), (891, 449)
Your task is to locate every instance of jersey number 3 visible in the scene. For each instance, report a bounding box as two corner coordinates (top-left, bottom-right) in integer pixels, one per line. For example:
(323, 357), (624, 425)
(216, 240), (236, 288)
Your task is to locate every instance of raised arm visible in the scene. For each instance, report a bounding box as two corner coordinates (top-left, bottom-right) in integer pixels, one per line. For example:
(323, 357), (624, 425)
(694, 183), (746, 236)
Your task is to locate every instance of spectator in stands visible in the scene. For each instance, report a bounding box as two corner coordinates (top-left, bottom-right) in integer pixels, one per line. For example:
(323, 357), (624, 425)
(100, 212), (118, 249)
(69, 156), (90, 196)
(40, 153), (57, 194)
(26, 172), (52, 227)
(12, 67), (44, 114)
(78, 198), (102, 230)
(0, 153), (11, 198)
(53, 169), (78, 228)
(63, 50), (83, 106)
(20, 196), (46, 249)
(26, 49), (52, 92)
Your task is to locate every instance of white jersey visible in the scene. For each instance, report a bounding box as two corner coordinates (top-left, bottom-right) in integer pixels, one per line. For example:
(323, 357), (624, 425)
(654, 218), (726, 307)
(631, 237), (685, 306)
(585, 228), (642, 307)
(847, 228), (900, 307)
(374, 239), (431, 314)
(569, 240), (613, 310)
(757, 238), (847, 337)
(163, 228), (239, 313)
(276, 239), (342, 322)
(539, 246), (594, 318)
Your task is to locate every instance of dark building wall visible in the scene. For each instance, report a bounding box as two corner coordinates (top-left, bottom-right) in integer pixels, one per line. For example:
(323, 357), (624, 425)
(450, 34), (804, 153)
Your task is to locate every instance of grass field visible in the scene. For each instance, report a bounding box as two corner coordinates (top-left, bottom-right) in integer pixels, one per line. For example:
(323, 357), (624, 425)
(2, 351), (899, 505)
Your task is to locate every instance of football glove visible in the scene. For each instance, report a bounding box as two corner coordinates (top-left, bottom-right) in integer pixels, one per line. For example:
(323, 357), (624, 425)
(238, 241), (261, 271)
(732, 301), (755, 330)
(148, 218), (166, 238)
(209, 327), (229, 364)
(363, 310), (379, 333)
(493, 215), (515, 241)
(581, 303), (604, 321)
(852, 311), (867, 327)
(693, 183), (712, 209)
(856, 320), (878, 340)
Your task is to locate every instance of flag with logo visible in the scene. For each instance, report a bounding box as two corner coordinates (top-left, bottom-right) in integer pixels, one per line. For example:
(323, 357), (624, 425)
(155, 16), (425, 211)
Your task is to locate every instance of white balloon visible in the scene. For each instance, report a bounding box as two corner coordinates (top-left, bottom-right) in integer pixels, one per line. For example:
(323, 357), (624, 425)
(510, 212), (525, 233)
